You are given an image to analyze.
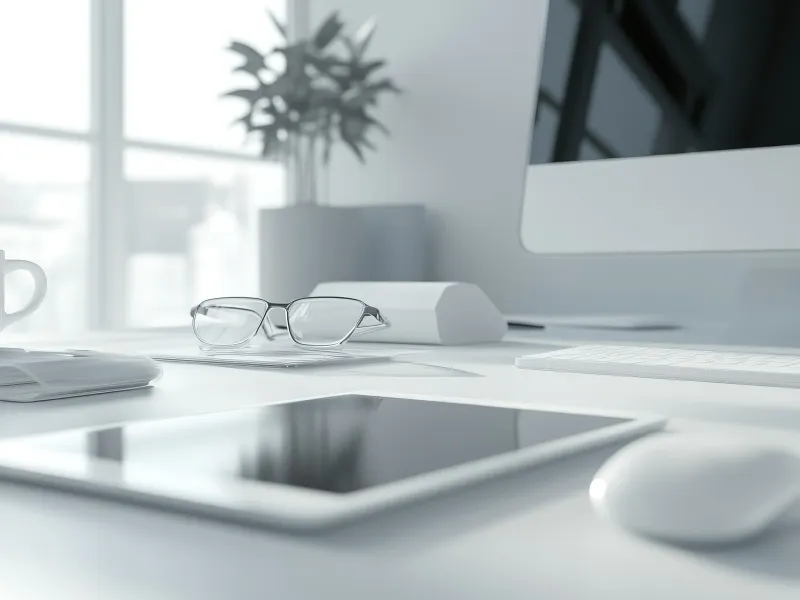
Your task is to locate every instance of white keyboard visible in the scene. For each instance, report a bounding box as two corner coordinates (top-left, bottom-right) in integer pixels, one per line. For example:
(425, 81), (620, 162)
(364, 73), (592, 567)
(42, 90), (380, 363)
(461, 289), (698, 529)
(515, 345), (800, 388)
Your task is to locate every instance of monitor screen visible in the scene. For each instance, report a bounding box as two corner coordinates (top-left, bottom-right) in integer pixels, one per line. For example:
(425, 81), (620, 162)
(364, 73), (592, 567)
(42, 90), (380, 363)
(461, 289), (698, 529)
(529, 0), (800, 165)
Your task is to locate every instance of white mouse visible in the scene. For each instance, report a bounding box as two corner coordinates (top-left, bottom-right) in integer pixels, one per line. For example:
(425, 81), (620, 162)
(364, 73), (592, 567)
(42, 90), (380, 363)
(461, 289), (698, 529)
(590, 433), (800, 545)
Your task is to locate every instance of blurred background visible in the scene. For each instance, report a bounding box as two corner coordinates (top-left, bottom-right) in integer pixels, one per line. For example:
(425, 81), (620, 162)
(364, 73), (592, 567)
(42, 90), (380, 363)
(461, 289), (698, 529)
(0, 0), (287, 334)
(6, 0), (800, 337)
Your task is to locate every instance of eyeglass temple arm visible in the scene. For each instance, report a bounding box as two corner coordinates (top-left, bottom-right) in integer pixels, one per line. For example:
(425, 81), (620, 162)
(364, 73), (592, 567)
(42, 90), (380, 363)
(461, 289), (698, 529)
(351, 305), (390, 336)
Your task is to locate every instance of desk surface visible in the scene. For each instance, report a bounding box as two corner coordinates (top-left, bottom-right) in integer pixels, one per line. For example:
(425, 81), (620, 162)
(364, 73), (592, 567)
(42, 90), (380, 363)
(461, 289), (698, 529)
(1, 330), (800, 599)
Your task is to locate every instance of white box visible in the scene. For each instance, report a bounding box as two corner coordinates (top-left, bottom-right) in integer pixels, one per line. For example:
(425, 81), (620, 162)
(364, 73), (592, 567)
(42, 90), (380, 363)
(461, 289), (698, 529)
(310, 281), (508, 345)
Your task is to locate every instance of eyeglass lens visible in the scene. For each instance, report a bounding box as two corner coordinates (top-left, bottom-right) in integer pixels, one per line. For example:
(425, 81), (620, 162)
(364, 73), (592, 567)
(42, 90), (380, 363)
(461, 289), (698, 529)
(193, 298), (268, 346)
(287, 298), (365, 346)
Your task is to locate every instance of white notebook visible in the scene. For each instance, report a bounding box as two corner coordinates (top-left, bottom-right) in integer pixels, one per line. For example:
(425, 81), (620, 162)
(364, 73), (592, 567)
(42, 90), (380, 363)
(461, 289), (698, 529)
(0, 348), (162, 402)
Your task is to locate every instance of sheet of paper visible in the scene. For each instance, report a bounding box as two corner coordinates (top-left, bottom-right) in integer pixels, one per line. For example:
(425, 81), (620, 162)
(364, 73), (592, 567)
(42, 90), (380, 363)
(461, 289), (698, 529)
(148, 344), (401, 368)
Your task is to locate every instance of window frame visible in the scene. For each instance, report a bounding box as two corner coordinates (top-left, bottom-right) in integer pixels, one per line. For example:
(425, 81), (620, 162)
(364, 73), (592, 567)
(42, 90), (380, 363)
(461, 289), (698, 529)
(0, 0), (303, 331)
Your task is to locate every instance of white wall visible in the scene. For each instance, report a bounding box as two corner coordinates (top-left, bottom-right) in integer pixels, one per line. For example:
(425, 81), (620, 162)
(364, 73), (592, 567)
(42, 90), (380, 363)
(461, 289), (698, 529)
(311, 0), (800, 333)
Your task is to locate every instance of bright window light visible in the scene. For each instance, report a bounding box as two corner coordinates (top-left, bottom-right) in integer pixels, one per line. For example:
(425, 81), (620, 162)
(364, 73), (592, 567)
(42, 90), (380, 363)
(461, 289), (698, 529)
(0, 0), (90, 131)
(0, 1), (288, 334)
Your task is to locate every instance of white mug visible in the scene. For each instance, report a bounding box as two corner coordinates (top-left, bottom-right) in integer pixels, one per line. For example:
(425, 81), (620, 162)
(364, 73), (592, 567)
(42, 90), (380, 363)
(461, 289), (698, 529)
(0, 250), (47, 333)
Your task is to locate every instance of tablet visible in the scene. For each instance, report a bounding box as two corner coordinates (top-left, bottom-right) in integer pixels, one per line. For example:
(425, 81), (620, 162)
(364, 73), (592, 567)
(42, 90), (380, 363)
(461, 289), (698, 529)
(0, 393), (665, 530)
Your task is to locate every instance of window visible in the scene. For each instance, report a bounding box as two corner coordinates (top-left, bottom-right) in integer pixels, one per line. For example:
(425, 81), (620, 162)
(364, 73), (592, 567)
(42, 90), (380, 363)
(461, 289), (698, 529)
(0, 0), (288, 334)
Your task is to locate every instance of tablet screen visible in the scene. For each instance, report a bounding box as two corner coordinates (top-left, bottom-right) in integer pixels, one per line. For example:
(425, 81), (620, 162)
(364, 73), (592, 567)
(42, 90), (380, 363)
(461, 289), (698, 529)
(8, 395), (630, 494)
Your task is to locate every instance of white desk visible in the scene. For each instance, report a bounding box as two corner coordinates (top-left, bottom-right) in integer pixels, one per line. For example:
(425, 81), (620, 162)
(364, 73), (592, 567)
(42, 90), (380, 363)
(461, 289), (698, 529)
(1, 331), (799, 599)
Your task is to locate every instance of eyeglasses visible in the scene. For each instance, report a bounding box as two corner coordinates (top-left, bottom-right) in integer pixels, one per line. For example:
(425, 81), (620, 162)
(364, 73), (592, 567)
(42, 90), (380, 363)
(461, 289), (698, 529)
(189, 296), (390, 349)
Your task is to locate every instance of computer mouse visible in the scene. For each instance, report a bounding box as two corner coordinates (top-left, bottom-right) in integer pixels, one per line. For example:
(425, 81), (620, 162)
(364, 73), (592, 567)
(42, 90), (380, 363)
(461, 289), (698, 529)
(589, 433), (800, 546)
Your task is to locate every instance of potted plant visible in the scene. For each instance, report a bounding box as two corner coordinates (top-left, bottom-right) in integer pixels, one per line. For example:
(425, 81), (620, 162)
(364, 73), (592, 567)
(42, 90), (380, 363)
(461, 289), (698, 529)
(225, 10), (419, 301)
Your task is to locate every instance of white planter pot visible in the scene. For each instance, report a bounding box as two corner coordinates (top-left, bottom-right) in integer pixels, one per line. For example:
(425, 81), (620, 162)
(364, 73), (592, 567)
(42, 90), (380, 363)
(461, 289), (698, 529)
(258, 206), (365, 302)
(258, 204), (428, 302)
(356, 204), (428, 281)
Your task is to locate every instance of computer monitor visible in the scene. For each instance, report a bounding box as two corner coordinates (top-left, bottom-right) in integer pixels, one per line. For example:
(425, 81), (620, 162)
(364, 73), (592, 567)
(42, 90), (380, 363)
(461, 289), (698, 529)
(521, 0), (800, 255)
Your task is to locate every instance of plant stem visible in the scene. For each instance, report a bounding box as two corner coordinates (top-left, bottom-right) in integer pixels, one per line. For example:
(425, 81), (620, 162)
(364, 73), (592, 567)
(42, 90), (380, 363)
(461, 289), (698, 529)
(289, 135), (304, 207)
(298, 137), (306, 205)
(307, 134), (318, 206)
(295, 134), (315, 206)
(321, 159), (329, 206)
(299, 135), (307, 205)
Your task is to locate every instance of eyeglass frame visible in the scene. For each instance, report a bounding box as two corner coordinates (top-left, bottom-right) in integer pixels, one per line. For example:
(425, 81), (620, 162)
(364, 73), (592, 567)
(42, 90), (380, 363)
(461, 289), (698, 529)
(189, 295), (390, 349)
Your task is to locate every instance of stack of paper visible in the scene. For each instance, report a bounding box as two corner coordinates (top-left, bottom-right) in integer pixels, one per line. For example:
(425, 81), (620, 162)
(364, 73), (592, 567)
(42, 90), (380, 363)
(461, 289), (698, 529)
(0, 348), (162, 402)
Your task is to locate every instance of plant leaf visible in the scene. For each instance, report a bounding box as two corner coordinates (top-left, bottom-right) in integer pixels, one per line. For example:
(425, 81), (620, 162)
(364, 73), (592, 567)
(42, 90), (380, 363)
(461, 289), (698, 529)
(352, 16), (378, 58)
(321, 113), (334, 165)
(260, 131), (277, 158)
(228, 41), (266, 76)
(261, 74), (294, 99)
(222, 87), (263, 103)
(364, 114), (391, 136)
(313, 12), (344, 50)
(252, 123), (285, 158)
(306, 53), (350, 72)
(342, 136), (365, 162)
(232, 110), (255, 132)
(360, 59), (386, 79)
(339, 118), (365, 162)
(267, 9), (287, 38)
(342, 115), (368, 139)
(341, 78), (399, 108)
(342, 37), (358, 58)
(274, 42), (310, 83)
(366, 77), (402, 94)
(360, 136), (376, 151)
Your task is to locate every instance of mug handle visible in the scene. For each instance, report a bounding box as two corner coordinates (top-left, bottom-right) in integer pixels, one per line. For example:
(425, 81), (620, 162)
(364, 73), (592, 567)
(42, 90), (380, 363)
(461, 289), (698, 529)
(3, 260), (48, 326)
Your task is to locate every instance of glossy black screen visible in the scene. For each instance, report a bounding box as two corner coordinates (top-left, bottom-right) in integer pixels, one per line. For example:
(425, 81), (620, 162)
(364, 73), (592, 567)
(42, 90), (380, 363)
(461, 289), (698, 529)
(531, 0), (800, 164)
(31, 396), (628, 494)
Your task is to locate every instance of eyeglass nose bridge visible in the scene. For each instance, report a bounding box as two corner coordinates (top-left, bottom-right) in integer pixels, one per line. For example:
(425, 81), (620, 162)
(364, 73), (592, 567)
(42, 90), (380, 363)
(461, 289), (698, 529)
(264, 304), (289, 329)
(263, 304), (290, 337)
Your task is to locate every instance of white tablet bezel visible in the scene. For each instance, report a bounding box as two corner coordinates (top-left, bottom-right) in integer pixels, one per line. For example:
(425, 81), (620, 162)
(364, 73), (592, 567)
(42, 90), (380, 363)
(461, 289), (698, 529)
(0, 392), (666, 531)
